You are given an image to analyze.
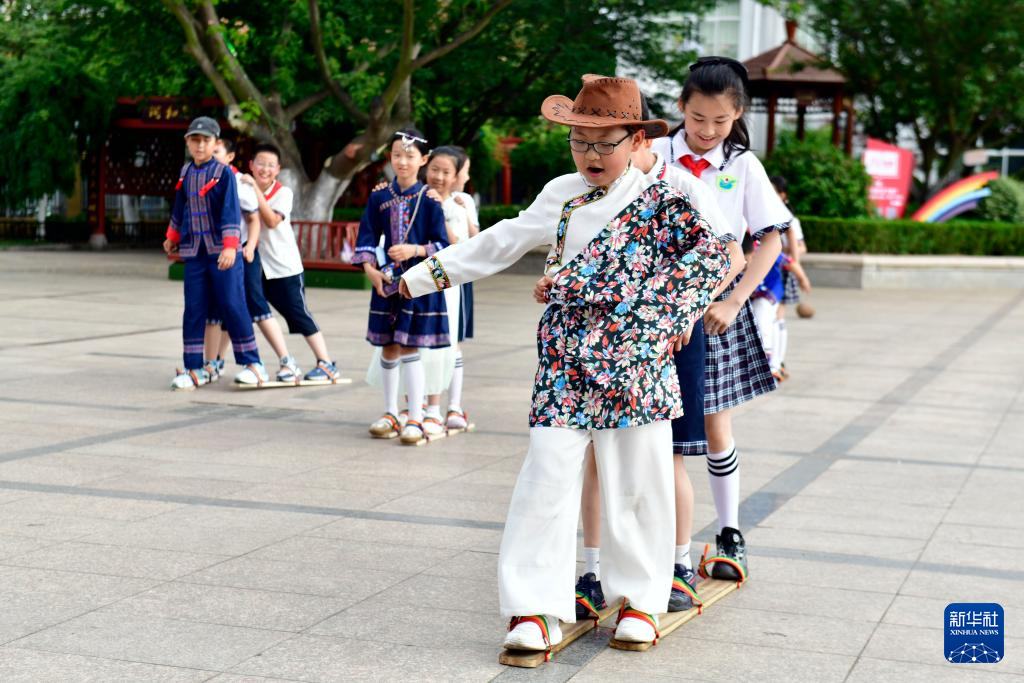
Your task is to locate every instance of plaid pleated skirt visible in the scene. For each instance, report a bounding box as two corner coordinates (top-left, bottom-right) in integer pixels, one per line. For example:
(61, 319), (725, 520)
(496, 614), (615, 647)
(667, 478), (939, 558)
(704, 281), (776, 414)
(781, 270), (801, 305)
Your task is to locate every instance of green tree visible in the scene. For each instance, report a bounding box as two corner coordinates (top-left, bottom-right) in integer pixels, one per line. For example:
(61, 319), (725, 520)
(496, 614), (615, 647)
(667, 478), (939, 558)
(805, 0), (1024, 197)
(765, 129), (871, 217)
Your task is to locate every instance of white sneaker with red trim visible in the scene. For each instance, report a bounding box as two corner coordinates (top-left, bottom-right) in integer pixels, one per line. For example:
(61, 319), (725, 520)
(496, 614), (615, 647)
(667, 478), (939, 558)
(503, 615), (563, 651)
(614, 610), (658, 643)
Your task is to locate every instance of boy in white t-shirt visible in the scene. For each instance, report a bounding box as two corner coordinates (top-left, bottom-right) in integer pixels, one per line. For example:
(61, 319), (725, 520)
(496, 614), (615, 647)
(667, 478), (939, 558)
(241, 143), (340, 382)
(206, 138), (296, 381)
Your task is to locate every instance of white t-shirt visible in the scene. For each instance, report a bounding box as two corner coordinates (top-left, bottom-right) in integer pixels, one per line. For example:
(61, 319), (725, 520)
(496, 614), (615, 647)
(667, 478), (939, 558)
(782, 214), (804, 250)
(256, 181), (304, 279)
(454, 192), (479, 228)
(651, 130), (790, 242)
(230, 168), (259, 244)
(442, 195), (473, 243)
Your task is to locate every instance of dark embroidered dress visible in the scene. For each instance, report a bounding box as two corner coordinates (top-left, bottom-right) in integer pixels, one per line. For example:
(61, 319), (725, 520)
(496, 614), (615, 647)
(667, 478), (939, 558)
(354, 181), (451, 348)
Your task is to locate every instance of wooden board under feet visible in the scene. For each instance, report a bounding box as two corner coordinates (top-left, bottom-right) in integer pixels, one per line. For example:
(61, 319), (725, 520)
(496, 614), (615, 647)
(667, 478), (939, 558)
(608, 578), (740, 652)
(499, 605), (618, 668)
(234, 377), (353, 389)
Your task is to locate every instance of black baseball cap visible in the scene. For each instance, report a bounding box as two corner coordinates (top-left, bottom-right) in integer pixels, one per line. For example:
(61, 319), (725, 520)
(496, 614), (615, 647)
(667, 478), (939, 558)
(184, 116), (220, 139)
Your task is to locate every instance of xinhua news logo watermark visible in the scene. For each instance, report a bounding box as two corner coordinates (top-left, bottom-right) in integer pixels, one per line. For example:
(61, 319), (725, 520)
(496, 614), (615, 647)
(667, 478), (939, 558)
(945, 603), (1003, 664)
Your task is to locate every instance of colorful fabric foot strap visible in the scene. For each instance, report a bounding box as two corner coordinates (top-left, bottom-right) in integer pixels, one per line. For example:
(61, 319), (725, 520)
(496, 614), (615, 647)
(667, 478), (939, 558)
(617, 603), (660, 643)
(698, 543), (748, 586)
(672, 576), (704, 612)
(575, 592), (601, 620)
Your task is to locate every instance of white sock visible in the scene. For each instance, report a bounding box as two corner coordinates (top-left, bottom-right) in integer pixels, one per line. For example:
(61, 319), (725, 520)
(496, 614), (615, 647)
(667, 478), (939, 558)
(707, 443), (739, 531)
(425, 404), (442, 419)
(675, 543), (692, 571)
(448, 351), (464, 412)
(402, 353), (425, 423)
(381, 357), (400, 416)
(584, 547), (600, 579)
(776, 319), (788, 368)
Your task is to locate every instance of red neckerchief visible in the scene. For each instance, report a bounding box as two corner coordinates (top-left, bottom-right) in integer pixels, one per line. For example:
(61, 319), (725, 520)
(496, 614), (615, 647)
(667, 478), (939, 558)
(679, 155), (712, 179)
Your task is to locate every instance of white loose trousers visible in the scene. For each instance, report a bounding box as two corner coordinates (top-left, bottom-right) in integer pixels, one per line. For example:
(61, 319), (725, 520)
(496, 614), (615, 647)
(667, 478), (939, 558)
(498, 421), (675, 622)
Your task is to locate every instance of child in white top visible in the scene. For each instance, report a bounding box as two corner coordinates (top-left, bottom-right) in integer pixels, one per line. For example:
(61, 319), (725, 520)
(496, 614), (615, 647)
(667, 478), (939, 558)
(650, 56), (792, 583)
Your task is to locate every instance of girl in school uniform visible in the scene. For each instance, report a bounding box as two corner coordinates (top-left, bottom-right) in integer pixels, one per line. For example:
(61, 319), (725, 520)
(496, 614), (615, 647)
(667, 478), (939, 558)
(651, 57), (792, 582)
(354, 128), (451, 445)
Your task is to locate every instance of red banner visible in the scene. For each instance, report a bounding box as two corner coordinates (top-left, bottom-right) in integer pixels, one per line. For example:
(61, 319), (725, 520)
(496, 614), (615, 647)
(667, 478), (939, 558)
(862, 138), (915, 219)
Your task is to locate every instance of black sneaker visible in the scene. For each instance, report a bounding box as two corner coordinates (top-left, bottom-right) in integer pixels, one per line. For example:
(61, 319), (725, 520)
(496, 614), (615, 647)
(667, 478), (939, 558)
(574, 572), (606, 620)
(668, 564), (702, 612)
(712, 526), (748, 581)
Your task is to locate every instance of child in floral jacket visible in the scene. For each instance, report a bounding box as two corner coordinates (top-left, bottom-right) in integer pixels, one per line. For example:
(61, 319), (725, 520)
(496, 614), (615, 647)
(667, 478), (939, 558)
(401, 75), (728, 652)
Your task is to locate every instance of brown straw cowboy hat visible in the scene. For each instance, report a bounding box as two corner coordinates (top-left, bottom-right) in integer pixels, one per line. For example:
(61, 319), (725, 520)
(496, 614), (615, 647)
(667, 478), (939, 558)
(541, 74), (668, 139)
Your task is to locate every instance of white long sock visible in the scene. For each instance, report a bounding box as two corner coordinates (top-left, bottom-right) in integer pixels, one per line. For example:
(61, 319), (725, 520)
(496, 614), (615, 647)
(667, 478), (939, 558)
(448, 351), (464, 412)
(584, 547), (600, 579)
(381, 357), (400, 416)
(402, 353), (425, 423)
(707, 443), (739, 531)
(776, 319), (788, 368)
(675, 543), (692, 571)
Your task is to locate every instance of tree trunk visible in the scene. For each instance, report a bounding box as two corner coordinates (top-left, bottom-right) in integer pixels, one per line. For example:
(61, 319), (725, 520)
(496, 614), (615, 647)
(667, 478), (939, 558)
(282, 168), (351, 222)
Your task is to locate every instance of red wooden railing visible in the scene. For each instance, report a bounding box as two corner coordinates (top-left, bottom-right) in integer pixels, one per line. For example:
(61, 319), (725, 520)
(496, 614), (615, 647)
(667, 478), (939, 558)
(168, 220), (362, 272)
(292, 220), (360, 271)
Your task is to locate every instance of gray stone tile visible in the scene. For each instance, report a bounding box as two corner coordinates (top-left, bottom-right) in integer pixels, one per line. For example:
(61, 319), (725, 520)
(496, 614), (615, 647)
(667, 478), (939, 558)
(846, 657), (1018, 683)
(758, 506), (939, 540)
(900, 568), (1024, 610)
(306, 517), (501, 552)
(11, 611), (292, 671)
(308, 602), (506, 649)
(5, 540), (230, 580)
(85, 473), (254, 498)
(0, 647), (212, 683)
(229, 634), (505, 682)
(885, 594), (1022, 633)
(222, 483), (390, 510)
(0, 512), (129, 541)
(862, 623), (1023, 674)
(0, 533), (58, 561)
(723, 578), (893, 623)
(422, 549), (498, 580)
(247, 535), (462, 572)
(579, 633), (854, 681)
(106, 581), (349, 632)
(746, 526), (925, 561)
(0, 566), (155, 603)
(339, 572), (497, 615)
(0, 492), (182, 521)
(78, 518), (298, 556)
(205, 675), (299, 683)
(142, 505), (334, 535)
(373, 494), (509, 524)
(181, 556), (409, 600)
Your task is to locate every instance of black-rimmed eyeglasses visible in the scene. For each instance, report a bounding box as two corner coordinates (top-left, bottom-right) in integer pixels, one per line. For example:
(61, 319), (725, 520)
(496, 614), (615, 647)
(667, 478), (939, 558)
(566, 131), (633, 156)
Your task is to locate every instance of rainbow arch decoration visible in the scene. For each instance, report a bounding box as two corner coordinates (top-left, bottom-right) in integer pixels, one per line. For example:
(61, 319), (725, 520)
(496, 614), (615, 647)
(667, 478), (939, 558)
(911, 171), (999, 223)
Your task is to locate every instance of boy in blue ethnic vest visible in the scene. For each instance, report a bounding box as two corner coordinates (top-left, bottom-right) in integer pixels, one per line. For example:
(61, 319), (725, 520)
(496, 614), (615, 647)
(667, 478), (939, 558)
(163, 116), (267, 389)
(401, 76), (729, 651)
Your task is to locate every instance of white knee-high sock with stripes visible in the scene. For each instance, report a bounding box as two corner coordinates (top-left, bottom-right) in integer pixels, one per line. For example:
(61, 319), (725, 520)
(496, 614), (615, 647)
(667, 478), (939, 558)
(448, 351), (464, 412)
(707, 442), (739, 531)
(401, 353), (425, 423)
(381, 356), (400, 416)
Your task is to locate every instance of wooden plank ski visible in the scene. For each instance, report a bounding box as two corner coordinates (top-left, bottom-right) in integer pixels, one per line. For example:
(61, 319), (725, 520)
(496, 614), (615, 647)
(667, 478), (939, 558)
(608, 578), (740, 652)
(446, 423), (476, 436)
(235, 377), (353, 389)
(499, 605), (618, 668)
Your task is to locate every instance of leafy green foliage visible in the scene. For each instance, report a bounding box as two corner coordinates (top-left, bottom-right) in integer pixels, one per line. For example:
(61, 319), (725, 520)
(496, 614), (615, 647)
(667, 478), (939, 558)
(509, 121), (576, 200)
(802, 216), (1024, 256)
(979, 177), (1024, 224)
(805, 0), (1024, 196)
(764, 130), (871, 218)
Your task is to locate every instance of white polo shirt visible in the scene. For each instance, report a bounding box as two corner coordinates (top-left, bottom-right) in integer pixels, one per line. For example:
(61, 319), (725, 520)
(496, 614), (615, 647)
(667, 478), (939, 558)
(453, 192), (478, 229)
(651, 130), (790, 242)
(642, 151), (732, 239)
(255, 181), (304, 279)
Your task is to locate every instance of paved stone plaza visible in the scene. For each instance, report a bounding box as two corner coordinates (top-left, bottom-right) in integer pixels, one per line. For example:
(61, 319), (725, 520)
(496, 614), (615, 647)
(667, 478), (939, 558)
(0, 251), (1021, 682)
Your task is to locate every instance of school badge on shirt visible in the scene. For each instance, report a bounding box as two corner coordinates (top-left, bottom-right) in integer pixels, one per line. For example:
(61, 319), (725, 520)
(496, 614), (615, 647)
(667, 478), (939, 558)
(945, 603), (1003, 663)
(717, 174), (738, 191)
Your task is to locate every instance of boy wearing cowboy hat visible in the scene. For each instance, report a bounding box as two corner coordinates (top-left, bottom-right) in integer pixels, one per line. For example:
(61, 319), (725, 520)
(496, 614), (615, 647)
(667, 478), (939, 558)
(400, 76), (729, 650)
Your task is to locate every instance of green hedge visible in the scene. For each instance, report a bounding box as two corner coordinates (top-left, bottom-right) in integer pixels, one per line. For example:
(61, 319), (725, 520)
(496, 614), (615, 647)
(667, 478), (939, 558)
(802, 217), (1024, 256)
